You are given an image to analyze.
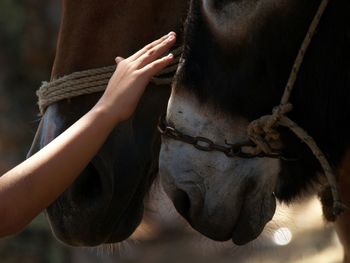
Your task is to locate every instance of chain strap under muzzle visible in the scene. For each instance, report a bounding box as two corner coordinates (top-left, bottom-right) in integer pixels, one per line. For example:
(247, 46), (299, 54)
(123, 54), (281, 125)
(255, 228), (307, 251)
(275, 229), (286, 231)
(158, 115), (298, 161)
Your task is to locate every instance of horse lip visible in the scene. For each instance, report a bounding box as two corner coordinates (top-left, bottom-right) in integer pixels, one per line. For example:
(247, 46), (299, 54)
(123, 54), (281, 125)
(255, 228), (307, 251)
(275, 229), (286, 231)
(231, 225), (263, 246)
(185, 205), (239, 242)
(231, 194), (276, 245)
(105, 202), (144, 243)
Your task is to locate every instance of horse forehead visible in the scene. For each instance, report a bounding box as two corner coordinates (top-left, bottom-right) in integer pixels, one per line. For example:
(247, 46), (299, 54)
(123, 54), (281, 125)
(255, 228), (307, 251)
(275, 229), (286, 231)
(202, 0), (291, 41)
(202, 0), (290, 19)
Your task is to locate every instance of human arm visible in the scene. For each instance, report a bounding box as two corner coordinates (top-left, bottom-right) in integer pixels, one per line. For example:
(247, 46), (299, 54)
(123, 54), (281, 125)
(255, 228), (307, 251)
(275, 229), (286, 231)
(0, 32), (176, 238)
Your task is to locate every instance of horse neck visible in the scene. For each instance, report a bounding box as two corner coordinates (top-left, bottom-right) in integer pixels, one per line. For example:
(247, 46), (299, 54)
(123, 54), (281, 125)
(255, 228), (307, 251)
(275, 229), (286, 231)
(51, 0), (188, 79)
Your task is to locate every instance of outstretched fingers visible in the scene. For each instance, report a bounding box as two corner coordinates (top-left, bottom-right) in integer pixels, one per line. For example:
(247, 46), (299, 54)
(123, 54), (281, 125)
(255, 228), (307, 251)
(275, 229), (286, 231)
(101, 33), (178, 122)
(138, 53), (174, 78)
(128, 32), (176, 62)
(135, 35), (176, 69)
(135, 33), (176, 69)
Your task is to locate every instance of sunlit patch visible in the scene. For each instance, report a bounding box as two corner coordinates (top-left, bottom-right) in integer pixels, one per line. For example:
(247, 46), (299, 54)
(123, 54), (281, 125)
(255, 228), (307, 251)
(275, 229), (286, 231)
(332, 231), (341, 246)
(273, 227), (293, 246)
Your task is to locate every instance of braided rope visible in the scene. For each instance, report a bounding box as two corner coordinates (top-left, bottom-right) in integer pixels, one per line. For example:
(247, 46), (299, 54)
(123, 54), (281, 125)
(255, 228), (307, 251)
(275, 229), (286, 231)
(37, 66), (115, 114)
(281, 0), (330, 106)
(246, 0), (347, 217)
(278, 117), (348, 216)
(37, 47), (183, 114)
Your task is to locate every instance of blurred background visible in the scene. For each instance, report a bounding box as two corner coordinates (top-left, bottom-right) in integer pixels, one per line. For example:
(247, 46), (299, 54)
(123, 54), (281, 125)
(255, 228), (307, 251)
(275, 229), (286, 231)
(0, 1), (344, 262)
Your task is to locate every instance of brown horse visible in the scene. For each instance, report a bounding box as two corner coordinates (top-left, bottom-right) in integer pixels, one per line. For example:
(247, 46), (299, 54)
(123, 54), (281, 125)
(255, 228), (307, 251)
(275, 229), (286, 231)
(28, 0), (189, 246)
(159, 0), (350, 261)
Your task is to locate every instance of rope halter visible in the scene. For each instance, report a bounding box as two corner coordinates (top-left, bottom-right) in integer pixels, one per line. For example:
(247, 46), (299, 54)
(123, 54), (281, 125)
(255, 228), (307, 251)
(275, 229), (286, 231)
(36, 47), (183, 115)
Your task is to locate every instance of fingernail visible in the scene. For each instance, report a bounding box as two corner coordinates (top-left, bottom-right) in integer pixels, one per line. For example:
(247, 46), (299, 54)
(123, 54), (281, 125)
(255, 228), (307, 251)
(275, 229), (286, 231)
(168, 35), (175, 41)
(167, 53), (174, 59)
(168, 31), (175, 36)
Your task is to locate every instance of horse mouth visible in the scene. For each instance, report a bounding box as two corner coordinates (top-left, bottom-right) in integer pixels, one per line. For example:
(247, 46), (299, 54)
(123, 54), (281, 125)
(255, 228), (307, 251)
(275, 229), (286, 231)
(104, 196), (145, 244)
(47, 197), (144, 246)
(231, 193), (277, 245)
(178, 193), (277, 245)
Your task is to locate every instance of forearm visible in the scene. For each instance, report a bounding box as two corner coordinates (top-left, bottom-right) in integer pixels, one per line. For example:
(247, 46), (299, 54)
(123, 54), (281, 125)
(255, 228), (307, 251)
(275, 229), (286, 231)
(0, 32), (176, 238)
(0, 105), (117, 237)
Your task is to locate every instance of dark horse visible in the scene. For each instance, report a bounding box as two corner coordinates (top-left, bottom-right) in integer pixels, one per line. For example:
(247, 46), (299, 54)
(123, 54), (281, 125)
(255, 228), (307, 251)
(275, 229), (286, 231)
(159, 0), (350, 261)
(27, 0), (188, 246)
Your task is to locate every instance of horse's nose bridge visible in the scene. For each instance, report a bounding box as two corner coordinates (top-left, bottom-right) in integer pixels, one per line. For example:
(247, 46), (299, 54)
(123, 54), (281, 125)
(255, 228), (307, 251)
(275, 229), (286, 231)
(27, 106), (68, 158)
(27, 119), (45, 158)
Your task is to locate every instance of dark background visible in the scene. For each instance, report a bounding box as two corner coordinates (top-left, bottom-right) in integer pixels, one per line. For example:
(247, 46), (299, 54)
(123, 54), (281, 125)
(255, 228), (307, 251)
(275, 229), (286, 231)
(0, 1), (71, 262)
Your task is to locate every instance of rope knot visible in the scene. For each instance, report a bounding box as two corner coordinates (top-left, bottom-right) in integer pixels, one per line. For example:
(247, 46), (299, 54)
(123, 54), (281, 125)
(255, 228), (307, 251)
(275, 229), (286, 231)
(246, 103), (293, 155)
(268, 103), (293, 129)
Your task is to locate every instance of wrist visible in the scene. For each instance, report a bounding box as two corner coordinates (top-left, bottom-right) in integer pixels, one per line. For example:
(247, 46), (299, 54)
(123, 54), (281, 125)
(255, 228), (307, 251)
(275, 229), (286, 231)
(90, 101), (122, 127)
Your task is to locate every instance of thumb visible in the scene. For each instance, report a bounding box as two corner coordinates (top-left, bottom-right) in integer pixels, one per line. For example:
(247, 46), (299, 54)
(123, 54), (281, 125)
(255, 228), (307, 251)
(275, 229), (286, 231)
(115, 56), (125, 64)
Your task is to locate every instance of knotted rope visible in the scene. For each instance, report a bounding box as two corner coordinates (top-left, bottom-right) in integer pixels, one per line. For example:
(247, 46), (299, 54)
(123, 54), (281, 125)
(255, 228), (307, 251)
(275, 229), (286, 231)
(37, 47), (183, 114)
(246, 0), (347, 218)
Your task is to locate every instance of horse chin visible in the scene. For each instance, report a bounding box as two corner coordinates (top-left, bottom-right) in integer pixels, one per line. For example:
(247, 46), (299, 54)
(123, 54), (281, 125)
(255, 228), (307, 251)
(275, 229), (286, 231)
(47, 203), (144, 246)
(231, 193), (276, 245)
(189, 224), (233, 242)
(105, 201), (144, 244)
(185, 193), (276, 245)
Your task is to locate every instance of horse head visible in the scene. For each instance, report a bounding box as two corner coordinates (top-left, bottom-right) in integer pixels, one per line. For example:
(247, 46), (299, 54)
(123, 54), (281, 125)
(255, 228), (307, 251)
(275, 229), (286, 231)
(159, 0), (350, 245)
(27, 0), (189, 246)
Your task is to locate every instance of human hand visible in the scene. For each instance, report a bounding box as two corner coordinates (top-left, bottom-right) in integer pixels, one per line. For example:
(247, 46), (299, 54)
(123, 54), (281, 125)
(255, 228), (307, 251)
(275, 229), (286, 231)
(95, 32), (176, 122)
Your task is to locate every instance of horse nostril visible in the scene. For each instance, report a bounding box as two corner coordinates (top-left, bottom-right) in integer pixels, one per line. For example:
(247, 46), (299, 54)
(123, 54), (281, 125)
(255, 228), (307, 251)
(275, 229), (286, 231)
(71, 163), (103, 204)
(172, 189), (191, 220)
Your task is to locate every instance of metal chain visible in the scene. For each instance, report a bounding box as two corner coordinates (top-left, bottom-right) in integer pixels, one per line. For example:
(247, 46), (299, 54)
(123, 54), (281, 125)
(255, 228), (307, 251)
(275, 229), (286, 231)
(158, 116), (297, 161)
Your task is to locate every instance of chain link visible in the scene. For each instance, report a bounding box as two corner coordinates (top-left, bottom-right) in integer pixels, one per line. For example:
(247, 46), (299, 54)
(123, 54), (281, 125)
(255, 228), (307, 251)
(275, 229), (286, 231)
(158, 116), (297, 161)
